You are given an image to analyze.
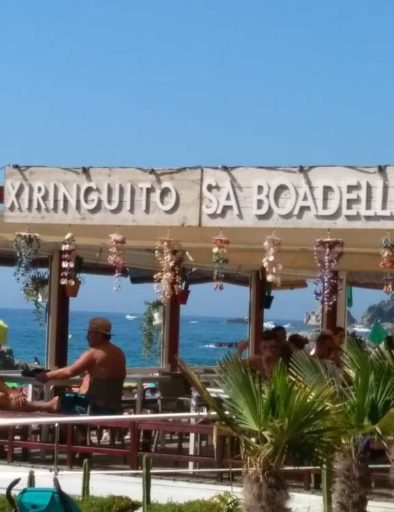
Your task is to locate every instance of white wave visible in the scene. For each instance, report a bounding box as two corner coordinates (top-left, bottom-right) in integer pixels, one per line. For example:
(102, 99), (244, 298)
(263, 321), (275, 329)
(189, 320), (198, 324)
(125, 315), (138, 320)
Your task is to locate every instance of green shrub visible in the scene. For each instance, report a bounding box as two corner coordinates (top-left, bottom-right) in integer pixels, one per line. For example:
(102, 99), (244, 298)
(76, 495), (140, 512)
(147, 500), (222, 512)
(0, 495), (11, 512)
(0, 494), (140, 512)
(210, 492), (242, 512)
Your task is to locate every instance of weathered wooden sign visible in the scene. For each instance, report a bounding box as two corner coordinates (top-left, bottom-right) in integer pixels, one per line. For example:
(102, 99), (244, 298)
(4, 165), (394, 228)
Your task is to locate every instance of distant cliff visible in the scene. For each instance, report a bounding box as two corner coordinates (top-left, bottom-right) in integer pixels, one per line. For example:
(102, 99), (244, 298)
(347, 309), (356, 326)
(360, 295), (394, 326)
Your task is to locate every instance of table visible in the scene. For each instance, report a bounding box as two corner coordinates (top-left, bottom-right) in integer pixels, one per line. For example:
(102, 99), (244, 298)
(124, 374), (170, 414)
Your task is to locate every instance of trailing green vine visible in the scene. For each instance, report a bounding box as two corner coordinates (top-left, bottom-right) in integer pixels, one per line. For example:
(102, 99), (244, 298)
(140, 299), (163, 359)
(13, 233), (48, 324)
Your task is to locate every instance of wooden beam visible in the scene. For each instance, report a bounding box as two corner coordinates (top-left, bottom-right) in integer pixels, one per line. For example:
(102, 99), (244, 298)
(249, 270), (264, 356)
(162, 294), (180, 372)
(322, 272), (338, 332)
(46, 252), (70, 368)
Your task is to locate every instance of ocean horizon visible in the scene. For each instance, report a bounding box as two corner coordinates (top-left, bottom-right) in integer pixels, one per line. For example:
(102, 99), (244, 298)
(0, 307), (311, 368)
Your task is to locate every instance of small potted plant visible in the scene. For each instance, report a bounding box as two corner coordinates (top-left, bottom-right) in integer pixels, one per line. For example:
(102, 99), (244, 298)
(21, 270), (49, 323)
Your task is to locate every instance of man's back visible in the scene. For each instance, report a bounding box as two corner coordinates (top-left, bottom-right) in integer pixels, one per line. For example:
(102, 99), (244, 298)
(88, 342), (126, 379)
(86, 342), (126, 412)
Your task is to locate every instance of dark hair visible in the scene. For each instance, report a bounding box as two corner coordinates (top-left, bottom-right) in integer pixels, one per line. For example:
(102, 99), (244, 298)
(316, 330), (334, 345)
(288, 333), (308, 348)
(333, 326), (345, 335)
(261, 330), (277, 342)
(272, 326), (286, 334)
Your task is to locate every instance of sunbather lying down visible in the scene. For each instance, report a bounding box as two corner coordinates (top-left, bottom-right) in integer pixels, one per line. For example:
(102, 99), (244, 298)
(0, 381), (59, 413)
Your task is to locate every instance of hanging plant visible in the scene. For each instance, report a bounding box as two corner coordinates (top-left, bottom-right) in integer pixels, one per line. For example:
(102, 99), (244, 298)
(262, 234), (283, 286)
(108, 233), (127, 291)
(379, 235), (394, 295)
(13, 232), (41, 284)
(313, 237), (344, 310)
(21, 269), (49, 323)
(153, 238), (183, 303)
(212, 232), (230, 290)
(60, 232), (77, 286)
(13, 232), (48, 323)
(140, 299), (163, 359)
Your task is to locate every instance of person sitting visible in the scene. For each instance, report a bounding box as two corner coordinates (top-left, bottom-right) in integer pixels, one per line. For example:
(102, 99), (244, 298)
(272, 325), (292, 366)
(288, 333), (309, 355)
(36, 317), (126, 415)
(313, 330), (340, 378)
(314, 330), (335, 361)
(0, 381), (59, 412)
(249, 330), (280, 380)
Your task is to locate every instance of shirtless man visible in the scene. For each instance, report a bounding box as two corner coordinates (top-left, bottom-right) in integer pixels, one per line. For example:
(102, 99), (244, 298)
(36, 317), (126, 414)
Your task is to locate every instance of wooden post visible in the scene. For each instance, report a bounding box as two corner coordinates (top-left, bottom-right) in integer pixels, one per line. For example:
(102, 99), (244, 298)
(46, 251), (70, 369)
(249, 270), (264, 356)
(162, 294), (180, 372)
(322, 271), (338, 332)
(336, 271), (347, 331)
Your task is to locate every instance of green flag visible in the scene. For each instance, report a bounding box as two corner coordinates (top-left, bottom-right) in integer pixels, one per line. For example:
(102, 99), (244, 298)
(367, 321), (388, 346)
(346, 286), (353, 308)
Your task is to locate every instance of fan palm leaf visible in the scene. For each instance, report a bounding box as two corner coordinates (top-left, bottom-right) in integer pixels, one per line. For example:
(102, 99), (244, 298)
(179, 354), (336, 512)
(291, 339), (394, 512)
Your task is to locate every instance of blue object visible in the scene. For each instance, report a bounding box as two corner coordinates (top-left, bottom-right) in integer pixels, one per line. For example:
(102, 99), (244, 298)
(7, 477), (81, 512)
(17, 487), (80, 512)
(59, 392), (90, 415)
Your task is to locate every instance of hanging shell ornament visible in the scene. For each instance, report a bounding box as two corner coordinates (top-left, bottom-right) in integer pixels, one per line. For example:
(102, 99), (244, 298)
(108, 233), (127, 291)
(60, 233), (77, 286)
(262, 234), (283, 286)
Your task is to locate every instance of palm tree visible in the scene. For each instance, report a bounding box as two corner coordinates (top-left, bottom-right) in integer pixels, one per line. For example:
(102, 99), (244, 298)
(179, 355), (336, 512)
(291, 341), (394, 512)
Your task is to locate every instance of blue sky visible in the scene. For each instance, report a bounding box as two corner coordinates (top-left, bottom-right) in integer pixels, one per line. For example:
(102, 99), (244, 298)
(0, 0), (392, 320)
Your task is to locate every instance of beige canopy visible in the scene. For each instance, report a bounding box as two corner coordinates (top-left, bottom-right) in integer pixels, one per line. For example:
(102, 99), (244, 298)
(0, 164), (392, 289)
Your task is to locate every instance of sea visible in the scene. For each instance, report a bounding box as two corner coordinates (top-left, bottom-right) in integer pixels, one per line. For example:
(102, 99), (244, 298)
(0, 308), (311, 368)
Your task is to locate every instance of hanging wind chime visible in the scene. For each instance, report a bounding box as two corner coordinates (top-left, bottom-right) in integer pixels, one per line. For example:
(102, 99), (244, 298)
(59, 233), (77, 286)
(211, 232), (230, 290)
(262, 234), (283, 286)
(107, 233), (127, 291)
(313, 236), (344, 310)
(379, 234), (394, 295)
(154, 237), (183, 303)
